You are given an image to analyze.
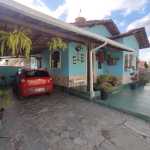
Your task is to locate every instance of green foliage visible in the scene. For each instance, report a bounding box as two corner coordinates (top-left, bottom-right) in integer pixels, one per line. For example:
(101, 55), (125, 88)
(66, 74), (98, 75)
(0, 90), (13, 108)
(97, 71), (114, 92)
(108, 75), (117, 83)
(47, 37), (67, 51)
(107, 54), (112, 58)
(0, 26), (32, 58)
(99, 84), (114, 92)
(97, 71), (117, 85)
(130, 72), (138, 83)
(75, 44), (83, 50)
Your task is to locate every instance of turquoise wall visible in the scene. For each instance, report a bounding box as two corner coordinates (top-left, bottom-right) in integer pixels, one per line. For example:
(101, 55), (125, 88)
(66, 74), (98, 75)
(30, 57), (37, 68)
(0, 66), (25, 85)
(103, 50), (123, 75)
(69, 42), (87, 76)
(115, 35), (139, 75)
(82, 25), (112, 37)
(41, 43), (69, 76)
(94, 49), (123, 76)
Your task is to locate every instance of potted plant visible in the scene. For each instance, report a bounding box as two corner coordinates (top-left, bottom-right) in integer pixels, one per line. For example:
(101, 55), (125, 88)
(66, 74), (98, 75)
(75, 44), (83, 51)
(0, 26), (32, 58)
(47, 37), (67, 51)
(0, 90), (13, 121)
(99, 84), (114, 100)
(97, 72), (114, 100)
(130, 72), (138, 89)
(108, 75), (117, 86)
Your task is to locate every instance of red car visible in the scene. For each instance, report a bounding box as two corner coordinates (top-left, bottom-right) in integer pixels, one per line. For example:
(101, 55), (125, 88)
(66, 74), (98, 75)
(11, 68), (53, 100)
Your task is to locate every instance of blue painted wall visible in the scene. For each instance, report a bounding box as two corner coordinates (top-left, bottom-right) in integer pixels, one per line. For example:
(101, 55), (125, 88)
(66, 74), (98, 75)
(30, 57), (37, 68)
(103, 50), (123, 75)
(68, 42), (87, 76)
(41, 42), (69, 76)
(94, 49), (123, 76)
(82, 25), (112, 37)
(115, 35), (139, 75)
(0, 66), (25, 85)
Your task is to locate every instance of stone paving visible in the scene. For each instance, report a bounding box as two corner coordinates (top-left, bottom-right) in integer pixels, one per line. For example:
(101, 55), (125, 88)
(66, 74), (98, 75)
(0, 88), (150, 150)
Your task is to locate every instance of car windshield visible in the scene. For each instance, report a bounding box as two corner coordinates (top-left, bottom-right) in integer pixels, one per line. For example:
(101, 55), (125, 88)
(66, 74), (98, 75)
(25, 70), (49, 78)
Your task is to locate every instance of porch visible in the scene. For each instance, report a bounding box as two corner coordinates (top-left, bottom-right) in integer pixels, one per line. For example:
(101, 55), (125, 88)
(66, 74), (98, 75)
(69, 83), (150, 122)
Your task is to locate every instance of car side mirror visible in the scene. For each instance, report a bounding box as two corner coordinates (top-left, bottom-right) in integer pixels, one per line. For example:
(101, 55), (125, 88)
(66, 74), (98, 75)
(10, 75), (15, 78)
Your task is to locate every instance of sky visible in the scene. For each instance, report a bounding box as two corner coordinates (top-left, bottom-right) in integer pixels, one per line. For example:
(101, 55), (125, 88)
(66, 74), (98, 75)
(13, 0), (150, 62)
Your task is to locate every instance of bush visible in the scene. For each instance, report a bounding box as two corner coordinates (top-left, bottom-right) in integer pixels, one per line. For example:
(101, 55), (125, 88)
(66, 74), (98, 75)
(99, 84), (114, 92)
(0, 90), (13, 109)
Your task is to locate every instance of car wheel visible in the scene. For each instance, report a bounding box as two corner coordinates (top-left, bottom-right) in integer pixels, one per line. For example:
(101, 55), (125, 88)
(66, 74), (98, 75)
(17, 89), (24, 100)
(13, 86), (15, 93)
(46, 92), (51, 95)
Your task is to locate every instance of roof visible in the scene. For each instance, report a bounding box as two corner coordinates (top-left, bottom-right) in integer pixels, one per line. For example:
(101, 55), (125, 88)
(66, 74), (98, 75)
(70, 19), (120, 35)
(108, 28), (150, 49)
(139, 61), (149, 68)
(0, 0), (136, 55)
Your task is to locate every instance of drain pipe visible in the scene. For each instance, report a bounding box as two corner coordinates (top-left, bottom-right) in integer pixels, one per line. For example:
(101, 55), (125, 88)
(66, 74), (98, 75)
(90, 41), (107, 97)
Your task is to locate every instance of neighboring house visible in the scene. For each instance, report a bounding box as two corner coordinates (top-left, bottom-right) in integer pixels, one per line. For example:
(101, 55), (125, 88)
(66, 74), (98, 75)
(0, 1), (150, 97)
(139, 61), (149, 68)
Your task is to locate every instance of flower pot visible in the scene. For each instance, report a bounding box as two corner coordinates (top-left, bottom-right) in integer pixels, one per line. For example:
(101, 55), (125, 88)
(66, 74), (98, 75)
(130, 83), (138, 89)
(100, 91), (109, 100)
(75, 47), (81, 52)
(0, 108), (5, 120)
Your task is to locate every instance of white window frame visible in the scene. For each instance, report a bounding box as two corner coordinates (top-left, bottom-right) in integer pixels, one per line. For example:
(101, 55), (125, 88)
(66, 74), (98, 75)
(50, 50), (61, 69)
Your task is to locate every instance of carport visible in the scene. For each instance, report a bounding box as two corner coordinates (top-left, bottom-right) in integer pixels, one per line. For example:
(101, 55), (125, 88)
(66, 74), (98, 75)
(0, 0), (135, 94)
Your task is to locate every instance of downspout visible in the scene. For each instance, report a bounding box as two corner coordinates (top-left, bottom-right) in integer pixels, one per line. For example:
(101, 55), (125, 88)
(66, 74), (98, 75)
(90, 41), (107, 97)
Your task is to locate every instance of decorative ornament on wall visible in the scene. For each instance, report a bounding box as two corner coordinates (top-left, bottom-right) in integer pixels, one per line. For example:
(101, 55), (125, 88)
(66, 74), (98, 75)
(75, 44), (83, 61)
(81, 54), (84, 62)
(73, 56), (76, 64)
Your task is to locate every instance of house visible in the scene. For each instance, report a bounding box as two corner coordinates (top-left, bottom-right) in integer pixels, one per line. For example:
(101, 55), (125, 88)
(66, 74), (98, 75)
(0, 0), (150, 98)
(139, 61), (149, 68)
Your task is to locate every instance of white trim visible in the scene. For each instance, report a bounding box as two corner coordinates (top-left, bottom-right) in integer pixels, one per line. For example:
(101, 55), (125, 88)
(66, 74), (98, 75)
(0, 0), (136, 52)
(49, 50), (61, 69)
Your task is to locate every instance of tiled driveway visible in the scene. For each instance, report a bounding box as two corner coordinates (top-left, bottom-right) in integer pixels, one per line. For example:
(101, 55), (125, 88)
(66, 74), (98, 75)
(0, 88), (150, 150)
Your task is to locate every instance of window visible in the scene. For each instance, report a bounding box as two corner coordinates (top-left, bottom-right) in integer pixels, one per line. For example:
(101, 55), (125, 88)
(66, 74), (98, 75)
(50, 51), (61, 68)
(124, 53), (136, 72)
(25, 70), (49, 78)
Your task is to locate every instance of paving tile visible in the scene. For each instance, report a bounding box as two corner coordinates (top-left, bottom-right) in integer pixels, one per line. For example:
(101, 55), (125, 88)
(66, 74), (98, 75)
(1, 87), (150, 150)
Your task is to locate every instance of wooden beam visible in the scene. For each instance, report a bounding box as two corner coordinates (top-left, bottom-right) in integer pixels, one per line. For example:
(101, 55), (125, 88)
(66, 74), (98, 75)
(0, 13), (88, 45)
(32, 45), (48, 49)
(32, 34), (43, 45)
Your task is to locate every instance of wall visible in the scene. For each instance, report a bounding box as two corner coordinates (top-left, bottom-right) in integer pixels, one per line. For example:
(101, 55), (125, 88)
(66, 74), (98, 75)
(115, 35), (139, 83)
(121, 35), (139, 75)
(82, 25), (112, 37)
(103, 50), (124, 75)
(0, 66), (25, 85)
(41, 43), (69, 76)
(68, 42), (87, 76)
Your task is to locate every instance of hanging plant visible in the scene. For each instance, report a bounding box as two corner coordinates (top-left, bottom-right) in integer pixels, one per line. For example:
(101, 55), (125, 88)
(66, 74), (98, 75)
(47, 37), (67, 51)
(107, 54), (112, 58)
(75, 44), (83, 51)
(0, 26), (32, 58)
(96, 51), (104, 63)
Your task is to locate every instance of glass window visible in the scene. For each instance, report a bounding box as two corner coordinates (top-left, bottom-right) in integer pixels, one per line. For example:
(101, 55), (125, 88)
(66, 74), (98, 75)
(25, 70), (49, 78)
(50, 51), (60, 68)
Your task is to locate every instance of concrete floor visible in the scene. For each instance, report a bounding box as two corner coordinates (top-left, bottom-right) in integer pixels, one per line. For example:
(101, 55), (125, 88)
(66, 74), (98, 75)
(0, 88), (150, 150)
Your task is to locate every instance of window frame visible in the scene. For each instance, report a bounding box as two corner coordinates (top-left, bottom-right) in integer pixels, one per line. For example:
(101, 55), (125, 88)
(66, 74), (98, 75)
(50, 50), (61, 69)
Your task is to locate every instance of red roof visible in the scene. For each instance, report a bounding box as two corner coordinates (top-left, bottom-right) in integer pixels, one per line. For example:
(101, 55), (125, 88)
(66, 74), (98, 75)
(139, 61), (149, 68)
